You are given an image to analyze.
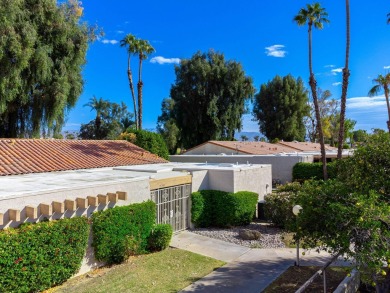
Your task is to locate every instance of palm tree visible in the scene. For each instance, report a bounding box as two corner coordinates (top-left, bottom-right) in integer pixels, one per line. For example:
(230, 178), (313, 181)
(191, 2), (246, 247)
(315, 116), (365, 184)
(337, 0), (351, 159)
(120, 34), (139, 130)
(368, 73), (390, 133)
(294, 2), (330, 179)
(84, 96), (109, 138)
(387, 12), (390, 24)
(135, 39), (155, 130)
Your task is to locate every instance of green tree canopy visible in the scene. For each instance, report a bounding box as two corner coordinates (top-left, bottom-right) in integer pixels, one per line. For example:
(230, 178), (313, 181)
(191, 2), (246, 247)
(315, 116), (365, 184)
(0, 0), (96, 138)
(252, 75), (309, 141)
(156, 98), (180, 154)
(166, 50), (255, 149)
(79, 99), (134, 140)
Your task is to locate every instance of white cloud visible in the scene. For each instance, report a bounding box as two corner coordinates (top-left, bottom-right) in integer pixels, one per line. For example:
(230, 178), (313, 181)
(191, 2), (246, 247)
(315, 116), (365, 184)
(265, 45), (287, 58)
(100, 39), (119, 45)
(324, 65), (335, 68)
(331, 67), (343, 75)
(384, 65), (390, 69)
(150, 56), (181, 65)
(347, 96), (386, 109)
(116, 30), (124, 34)
(332, 82), (342, 86)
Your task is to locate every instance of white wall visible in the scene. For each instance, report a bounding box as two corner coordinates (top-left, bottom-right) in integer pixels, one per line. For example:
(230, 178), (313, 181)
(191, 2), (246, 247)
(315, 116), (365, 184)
(170, 154), (313, 183)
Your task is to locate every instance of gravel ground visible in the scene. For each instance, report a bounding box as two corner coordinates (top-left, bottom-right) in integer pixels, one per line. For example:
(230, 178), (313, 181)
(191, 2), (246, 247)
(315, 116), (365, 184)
(190, 221), (287, 249)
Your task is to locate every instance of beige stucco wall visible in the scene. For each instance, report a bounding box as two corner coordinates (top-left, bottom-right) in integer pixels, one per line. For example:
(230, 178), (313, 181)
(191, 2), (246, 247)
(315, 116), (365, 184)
(170, 154), (313, 184)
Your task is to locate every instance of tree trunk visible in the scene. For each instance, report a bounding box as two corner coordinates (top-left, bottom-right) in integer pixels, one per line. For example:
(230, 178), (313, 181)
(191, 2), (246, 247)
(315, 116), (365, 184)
(337, 0), (351, 159)
(137, 56), (143, 130)
(385, 87), (390, 133)
(127, 54), (138, 130)
(308, 24), (328, 180)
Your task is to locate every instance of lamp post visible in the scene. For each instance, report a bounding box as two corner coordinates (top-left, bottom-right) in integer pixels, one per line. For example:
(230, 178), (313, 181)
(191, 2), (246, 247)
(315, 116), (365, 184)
(293, 205), (303, 266)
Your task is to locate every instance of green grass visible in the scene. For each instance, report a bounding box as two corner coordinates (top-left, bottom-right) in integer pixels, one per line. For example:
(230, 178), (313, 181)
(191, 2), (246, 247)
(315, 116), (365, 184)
(50, 248), (225, 293)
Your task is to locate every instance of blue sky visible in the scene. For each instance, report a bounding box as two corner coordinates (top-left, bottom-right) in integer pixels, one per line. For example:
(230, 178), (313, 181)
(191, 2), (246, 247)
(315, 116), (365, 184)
(64, 0), (390, 134)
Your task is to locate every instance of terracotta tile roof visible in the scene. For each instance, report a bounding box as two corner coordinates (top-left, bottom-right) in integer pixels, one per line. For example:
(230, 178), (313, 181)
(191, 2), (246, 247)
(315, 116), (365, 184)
(206, 141), (298, 155)
(277, 141), (337, 152)
(0, 139), (167, 176)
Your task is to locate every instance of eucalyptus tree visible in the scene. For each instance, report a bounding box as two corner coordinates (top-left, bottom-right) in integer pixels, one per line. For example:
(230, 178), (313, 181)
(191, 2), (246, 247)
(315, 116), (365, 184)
(294, 2), (330, 179)
(337, 0), (351, 159)
(120, 34), (138, 130)
(368, 73), (390, 133)
(0, 0), (95, 138)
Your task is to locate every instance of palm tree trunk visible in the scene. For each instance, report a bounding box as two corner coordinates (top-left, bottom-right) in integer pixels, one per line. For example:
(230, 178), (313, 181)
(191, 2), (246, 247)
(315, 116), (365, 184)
(137, 56), (144, 130)
(308, 24), (328, 180)
(127, 54), (138, 130)
(338, 0), (351, 159)
(385, 87), (390, 133)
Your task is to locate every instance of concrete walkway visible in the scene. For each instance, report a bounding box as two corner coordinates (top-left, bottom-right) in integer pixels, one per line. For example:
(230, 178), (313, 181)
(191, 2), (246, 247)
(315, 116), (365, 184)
(170, 231), (346, 293)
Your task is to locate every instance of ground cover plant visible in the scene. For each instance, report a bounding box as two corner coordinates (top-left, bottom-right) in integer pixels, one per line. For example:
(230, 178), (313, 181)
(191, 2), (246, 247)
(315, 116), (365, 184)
(0, 217), (89, 293)
(191, 190), (258, 228)
(52, 248), (225, 293)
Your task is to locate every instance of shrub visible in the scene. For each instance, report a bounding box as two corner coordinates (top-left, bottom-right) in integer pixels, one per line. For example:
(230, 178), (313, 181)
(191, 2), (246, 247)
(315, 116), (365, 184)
(0, 217), (89, 293)
(264, 182), (301, 228)
(92, 201), (156, 264)
(292, 161), (337, 182)
(336, 132), (390, 200)
(120, 129), (169, 160)
(148, 224), (173, 251)
(191, 190), (258, 228)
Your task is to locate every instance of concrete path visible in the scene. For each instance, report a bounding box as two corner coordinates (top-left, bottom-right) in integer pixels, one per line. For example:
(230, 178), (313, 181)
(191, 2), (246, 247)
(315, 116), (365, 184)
(171, 231), (347, 293)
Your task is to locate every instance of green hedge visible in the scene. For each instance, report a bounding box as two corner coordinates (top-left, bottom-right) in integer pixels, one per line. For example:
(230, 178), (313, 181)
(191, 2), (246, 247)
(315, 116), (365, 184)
(191, 190), (258, 228)
(92, 201), (156, 264)
(122, 129), (169, 160)
(292, 161), (337, 182)
(264, 182), (301, 228)
(147, 224), (173, 252)
(0, 217), (89, 293)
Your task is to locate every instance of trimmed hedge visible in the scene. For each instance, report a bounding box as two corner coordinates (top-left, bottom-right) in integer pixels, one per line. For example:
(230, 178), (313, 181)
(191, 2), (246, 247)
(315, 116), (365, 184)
(191, 190), (258, 228)
(292, 161), (337, 182)
(120, 129), (169, 160)
(0, 217), (89, 293)
(263, 182), (301, 228)
(92, 201), (156, 264)
(148, 224), (173, 251)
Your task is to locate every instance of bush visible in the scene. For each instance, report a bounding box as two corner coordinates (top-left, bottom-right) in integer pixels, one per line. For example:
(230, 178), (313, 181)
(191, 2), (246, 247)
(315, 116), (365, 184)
(92, 201), (156, 264)
(264, 182), (301, 228)
(0, 217), (89, 293)
(120, 129), (169, 160)
(336, 132), (390, 200)
(148, 224), (173, 251)
(292, 161), (337, 182)
(191, 190), (258, 228)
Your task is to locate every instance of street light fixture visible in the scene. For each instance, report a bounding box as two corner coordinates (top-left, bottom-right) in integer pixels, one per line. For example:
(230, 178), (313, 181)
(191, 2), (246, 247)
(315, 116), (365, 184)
(293, 205), (303, 266)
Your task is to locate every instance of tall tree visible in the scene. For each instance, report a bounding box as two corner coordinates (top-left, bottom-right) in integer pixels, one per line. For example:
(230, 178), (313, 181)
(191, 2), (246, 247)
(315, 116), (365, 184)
(157, 98), (180, 154)
(368, 73), (390, 133)
(337, 0), (351, 159)
(120, 35), (154, 130)
(166, 50), (255, 149)
(84, 96), (109, 138)
(0, 0), (95, 138)
(253, 75), (309, 141)
(135, 39), (155, 130)
(294, 2), (330, 179)
(120, 34), (139, 130)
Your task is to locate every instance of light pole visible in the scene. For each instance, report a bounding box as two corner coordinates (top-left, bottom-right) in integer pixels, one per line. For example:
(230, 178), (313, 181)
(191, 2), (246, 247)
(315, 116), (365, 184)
(293, 205), (303, 266)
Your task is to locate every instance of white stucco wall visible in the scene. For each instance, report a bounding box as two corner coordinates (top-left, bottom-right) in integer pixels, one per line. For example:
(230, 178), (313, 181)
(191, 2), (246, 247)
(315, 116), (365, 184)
(170, 154), (313, 184)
